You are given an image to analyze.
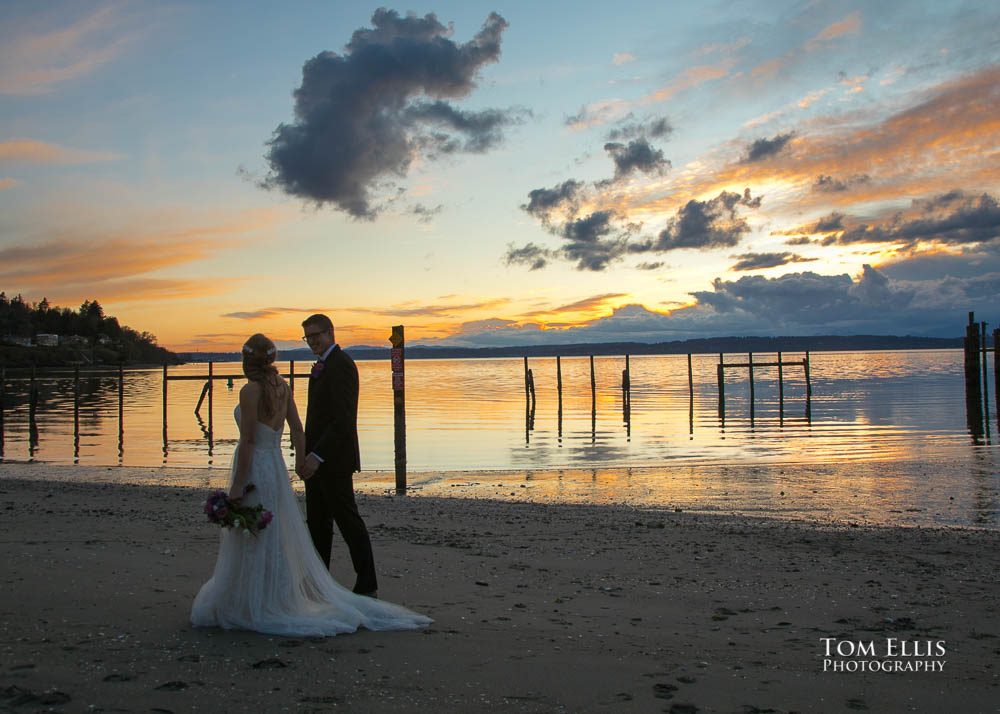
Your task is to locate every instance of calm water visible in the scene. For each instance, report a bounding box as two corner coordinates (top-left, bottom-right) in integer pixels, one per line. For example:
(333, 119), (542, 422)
(2, 350), (998, 526)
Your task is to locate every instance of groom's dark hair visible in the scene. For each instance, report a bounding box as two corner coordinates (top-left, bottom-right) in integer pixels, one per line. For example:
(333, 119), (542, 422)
(302, 314), (334, 332)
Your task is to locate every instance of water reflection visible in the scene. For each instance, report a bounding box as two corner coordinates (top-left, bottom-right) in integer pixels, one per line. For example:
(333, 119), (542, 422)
(0, 352), (996, 476)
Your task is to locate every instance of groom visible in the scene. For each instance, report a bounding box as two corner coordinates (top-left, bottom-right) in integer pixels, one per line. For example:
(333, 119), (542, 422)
(297, 313), (377, 597)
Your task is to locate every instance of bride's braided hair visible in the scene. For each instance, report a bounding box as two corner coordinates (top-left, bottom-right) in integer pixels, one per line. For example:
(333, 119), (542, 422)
(241, 333), (284, 418)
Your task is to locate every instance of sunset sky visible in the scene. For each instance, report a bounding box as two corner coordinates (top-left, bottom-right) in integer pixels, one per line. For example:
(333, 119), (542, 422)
(2, 1), (998, 352)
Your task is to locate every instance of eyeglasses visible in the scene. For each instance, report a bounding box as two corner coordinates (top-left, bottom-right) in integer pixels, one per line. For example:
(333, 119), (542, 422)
(302, 330), (329, 343)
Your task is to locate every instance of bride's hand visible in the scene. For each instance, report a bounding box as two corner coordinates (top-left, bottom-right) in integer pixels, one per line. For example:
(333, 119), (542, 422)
(228, 485), (243, 500)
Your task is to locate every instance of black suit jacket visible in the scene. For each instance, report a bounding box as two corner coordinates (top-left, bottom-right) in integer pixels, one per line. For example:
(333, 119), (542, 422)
(305, 345), (361, 476)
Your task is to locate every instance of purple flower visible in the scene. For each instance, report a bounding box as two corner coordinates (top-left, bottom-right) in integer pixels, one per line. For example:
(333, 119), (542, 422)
(310, 360), (325, 378)
(259, 511), (273, 529)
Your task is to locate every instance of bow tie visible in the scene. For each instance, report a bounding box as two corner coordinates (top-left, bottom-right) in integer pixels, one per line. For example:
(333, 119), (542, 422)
(310, 360), (325, 379)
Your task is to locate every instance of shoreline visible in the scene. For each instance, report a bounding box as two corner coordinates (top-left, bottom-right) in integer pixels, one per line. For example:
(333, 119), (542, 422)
(2, 462), (999, 712)
(2, 457), (997, 530)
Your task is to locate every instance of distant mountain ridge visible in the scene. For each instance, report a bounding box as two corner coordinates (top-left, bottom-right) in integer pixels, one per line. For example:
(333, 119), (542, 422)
(178, 334), (968, 363)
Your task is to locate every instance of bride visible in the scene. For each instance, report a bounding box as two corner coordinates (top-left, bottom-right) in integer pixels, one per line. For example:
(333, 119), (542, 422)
(190, 333), (431, 636)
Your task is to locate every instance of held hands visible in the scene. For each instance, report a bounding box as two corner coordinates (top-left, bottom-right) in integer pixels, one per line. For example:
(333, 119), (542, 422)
(296, 453), (320, 480)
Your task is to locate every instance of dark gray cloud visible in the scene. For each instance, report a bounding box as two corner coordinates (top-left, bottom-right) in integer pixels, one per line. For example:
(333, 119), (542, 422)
(829, 191), (1000, 247)
(742, 132), (795, 162)
(729, 252), (817, 271)
(785, 236), (813, 246)
(635, 261), (664, 271)
(603, 138), (670, 179)
(262, 9), (516, 218)
(813, 173), (871, 192)
(409, 202), (443, 223)
(510, 187), (762, 271)
(503, 243), (550, 270)
(521, 179), (582, 221)
(653, 189), (762, 251)
(605, 115), (672, 141)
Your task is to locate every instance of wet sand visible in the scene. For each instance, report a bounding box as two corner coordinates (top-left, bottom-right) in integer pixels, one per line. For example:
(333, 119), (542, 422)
(1, 463), (998, 713)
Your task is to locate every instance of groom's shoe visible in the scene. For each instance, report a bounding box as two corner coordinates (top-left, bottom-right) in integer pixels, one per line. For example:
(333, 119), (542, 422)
(357, 590), (378, 599)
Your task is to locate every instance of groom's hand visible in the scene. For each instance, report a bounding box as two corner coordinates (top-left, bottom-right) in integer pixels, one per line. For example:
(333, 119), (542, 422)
(298, 454), (320, 480)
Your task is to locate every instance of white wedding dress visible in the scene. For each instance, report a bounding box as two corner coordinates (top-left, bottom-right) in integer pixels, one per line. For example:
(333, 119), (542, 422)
(190, 406), (432, 636)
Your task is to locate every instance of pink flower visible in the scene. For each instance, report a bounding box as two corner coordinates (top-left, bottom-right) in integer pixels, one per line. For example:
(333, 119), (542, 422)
(310, 361), (325, 378)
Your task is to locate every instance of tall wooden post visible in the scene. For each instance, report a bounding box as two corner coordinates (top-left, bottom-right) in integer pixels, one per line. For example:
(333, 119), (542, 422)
(590, 355), (596, 440)
(118, 363), (124, 459)
(777, 351), (784, 417)
(717, 353), (725, 422)
(687, 353), (694, 433)
(207, 361), (214, 444)
(73, 366), (80, 459)
(994, 328), (1000, 433)
(748, 352), (755, 423)
(289, 359), (295, 392)
(556, 356), (563, 442)
(981, 322), (990, 437)
(390, 326), (406, 492)
(162, 363), (169, 455)
(964, 312), (984, 437)
(0, 365), (5, 445)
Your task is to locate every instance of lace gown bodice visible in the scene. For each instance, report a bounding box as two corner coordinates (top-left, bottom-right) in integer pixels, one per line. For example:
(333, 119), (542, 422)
(190, 406), (431, 636)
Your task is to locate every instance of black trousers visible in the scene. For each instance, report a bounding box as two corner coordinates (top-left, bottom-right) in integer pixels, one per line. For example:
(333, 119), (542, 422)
(304, 471), (377, 594)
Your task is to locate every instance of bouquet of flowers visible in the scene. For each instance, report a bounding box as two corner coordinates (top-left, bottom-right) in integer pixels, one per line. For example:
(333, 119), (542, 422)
(202, 484), (273, 537)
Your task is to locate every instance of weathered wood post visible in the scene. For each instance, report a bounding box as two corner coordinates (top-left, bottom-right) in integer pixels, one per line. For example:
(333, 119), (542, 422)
(717, 353), (725, 422)
(748, 352), (755, 423)
(804, 351), (812, 422)
(994, 328), (1000, 433)
(289, 359), (295, 392)
(590, 355), (596, 440)
(162, 363), (168, 448)
(981, 322), (990, 436)
(523, 357), (530, 401)
(73, 366), (80, 458)
(390, 326), (406, 492)
(590, 355), (596, 408)
(0, 365), (5, 441)
(687, 353), (694, 433)
(207, 361), (214, 441)
(556, 356), (563, 441)
(777, 350), (784, 416)
(964, 312), (984, 437)
(118, 362), (124, 459)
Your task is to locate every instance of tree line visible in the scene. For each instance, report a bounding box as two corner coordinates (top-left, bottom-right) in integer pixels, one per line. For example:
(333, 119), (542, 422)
(0, 292), (181, 366)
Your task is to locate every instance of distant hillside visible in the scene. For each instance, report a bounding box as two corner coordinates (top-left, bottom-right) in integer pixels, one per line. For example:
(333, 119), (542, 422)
(179, 334), (967, 363)
(0, 293), (182, 367)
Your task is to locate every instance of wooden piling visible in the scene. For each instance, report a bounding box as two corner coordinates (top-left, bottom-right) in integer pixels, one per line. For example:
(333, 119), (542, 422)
(964, 312), (984, 436)
(717, 353), (725, 421)
(207, 361), (214, 440)
(687, 353), (694, 433)
(390, 326), (406, 492)
(590, 355), (596, 408)
(981, 322), (990, 436)
(73, 366), (80, 458)
(289, 360), (295, 392)
(556, 356), (563, 442)
(995, 328), (1000, 433)
(162, 364), (167, 440)
(0, 365), (5, 438)
(777, 351), (784, 416)
(118, 363), (124, 459)
(748, 352), (755, 423)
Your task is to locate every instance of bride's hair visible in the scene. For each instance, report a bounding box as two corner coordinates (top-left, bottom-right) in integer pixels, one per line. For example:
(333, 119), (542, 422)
(242, 333), (284, 417)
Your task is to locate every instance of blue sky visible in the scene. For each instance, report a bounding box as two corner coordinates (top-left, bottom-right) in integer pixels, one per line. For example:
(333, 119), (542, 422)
(1, 0), (998, 350)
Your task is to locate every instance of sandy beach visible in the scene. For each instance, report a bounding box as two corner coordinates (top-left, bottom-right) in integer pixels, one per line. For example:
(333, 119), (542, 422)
(1, 463), (998, 713)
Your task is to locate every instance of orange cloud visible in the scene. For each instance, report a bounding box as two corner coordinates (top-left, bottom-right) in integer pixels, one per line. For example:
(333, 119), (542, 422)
(805, 12), (862, 51)
(0, 139), (124, 164)
(602, 64), (1000, 228)
(643, 63), (730, 103)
